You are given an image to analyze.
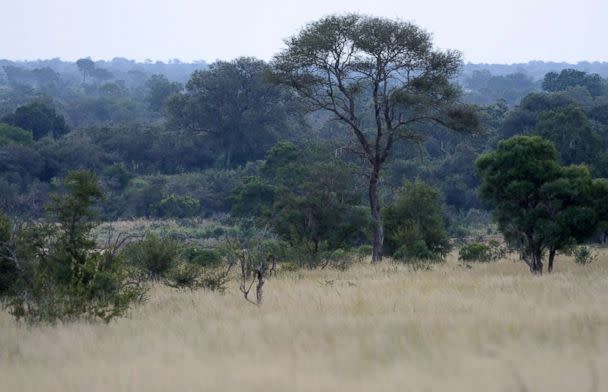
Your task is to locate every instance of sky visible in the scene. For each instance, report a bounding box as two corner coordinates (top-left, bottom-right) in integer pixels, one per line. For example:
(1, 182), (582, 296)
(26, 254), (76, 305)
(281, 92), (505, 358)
(1, 0), (607, 64)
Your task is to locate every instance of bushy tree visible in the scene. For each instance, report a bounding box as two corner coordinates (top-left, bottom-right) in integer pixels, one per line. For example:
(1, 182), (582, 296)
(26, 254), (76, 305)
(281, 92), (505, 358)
(542, 69), (605, 97)
(167, 57), (296, 168)
(476, 136), (607, 274)
(122, 233), (178, 279)
(382, 180), (450, 261)
(0, 170), (145, 323)
(534, 106), (602, 168)
(2, 101), (69, 139)
(0, 123), (32, 146)
(232, 141), (370, 259)
(145, 74), (182, 112)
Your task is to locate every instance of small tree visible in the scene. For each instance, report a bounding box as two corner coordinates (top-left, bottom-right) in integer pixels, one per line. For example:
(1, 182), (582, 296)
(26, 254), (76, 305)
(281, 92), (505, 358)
(382, 180), (450, 261)
(1, 170), (146, 323)
(231, 141), (370, 261)
(476, 136), (606, 274)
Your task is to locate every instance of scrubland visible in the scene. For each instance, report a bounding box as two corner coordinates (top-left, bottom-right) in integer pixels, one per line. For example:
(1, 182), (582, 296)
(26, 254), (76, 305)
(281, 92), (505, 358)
(1, 250), (607, 392)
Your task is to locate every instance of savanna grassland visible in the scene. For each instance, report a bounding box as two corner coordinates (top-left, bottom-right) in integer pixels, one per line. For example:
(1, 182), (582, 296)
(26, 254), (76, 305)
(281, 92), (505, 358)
(1, 250), (607, 392)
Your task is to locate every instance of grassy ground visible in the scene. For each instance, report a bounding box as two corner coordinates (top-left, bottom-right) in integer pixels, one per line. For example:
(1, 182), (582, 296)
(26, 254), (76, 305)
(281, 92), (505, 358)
(1, 250), (607, 391)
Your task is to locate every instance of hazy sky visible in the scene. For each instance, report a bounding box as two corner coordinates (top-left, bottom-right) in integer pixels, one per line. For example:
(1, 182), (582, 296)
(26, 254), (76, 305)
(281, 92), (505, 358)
(2, 0), (607, 64)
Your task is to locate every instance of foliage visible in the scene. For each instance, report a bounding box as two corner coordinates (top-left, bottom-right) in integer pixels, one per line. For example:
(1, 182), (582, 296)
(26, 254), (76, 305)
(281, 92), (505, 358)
(383, 180), (451, 261)
(533, 106), (602, 167)
(156, 194), (200, 218)
(542, 69), (605, 97)
(167, 57), (298, 168)
(0, 123), (33, 146)
(232, 142), (370, 258)
(573, 246), (596, 265)
(272, 14), (479, 262)
(0, 171), (145, 323)
(459, 241), (506, 262)
(476, 136), (607, 273)
(164, 263), (230, 292)
(2, 101), (69, 139)
(145, 74), (182, 112)
(122, 233), (178, 279)
(181, 246), (222, 268)
(0, 213), (17, 296)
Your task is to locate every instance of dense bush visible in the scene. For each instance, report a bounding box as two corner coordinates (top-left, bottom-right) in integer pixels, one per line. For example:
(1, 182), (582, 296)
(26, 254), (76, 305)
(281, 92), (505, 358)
(181, 246), (223, 268)
(0, 171), (146, 324)
(459, 243), (492, 262)
(459, 241), (506, 262)
(156, 194), (200, 218)
(232, 142), (370, 258)
(383, 180), (451, 261)
(0, 123), (32, 146)
(122, 233), (178, 278)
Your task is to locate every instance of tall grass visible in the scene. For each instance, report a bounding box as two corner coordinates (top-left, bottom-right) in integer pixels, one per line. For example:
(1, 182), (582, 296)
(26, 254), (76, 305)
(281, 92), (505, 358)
(1, 250), (607, 391)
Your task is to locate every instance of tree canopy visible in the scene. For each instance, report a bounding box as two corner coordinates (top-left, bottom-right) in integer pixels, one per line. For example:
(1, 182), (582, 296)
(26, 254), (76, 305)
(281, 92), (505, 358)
(272, 14), (479, 262)
(476, 136), (607, 273)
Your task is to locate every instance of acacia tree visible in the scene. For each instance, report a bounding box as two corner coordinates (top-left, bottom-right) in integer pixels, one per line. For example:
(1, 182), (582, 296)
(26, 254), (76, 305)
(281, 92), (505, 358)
(272, 14), (478, 262)
(76, 58), (95, 82)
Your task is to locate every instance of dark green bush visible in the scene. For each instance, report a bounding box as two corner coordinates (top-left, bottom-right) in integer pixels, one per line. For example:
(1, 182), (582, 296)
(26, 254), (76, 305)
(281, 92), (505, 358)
(182, 246), (222, 268)
(0, 214), (18, 296)
(123, 233), (178, 278)
(459, 243), (491, 262)
(459, 240), (506, 262)
(156, 194), (200, 218)
(393, 240), (442, 262)
(383, 180), (451, 261)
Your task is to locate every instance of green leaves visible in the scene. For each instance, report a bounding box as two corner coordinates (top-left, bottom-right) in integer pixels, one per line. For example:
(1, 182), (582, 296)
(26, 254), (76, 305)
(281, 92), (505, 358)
(476, 135), (608, 273)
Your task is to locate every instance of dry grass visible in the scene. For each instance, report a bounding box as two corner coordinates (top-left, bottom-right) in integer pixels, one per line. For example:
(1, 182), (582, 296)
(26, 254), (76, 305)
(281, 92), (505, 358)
(2, 250), (608, 391)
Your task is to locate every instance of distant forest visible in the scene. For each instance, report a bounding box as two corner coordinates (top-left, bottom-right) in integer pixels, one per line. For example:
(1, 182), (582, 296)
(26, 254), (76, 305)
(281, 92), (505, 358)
(2, 56), (608, 241)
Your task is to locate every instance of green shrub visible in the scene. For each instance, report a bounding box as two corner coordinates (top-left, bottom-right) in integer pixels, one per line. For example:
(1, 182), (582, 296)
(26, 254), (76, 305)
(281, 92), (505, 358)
(355, 244), (373, 257)
(123, 234), (178, 278)
(459, 243), (491, 262)
(0, 123), (33, 146)
(0, 214), (18, 296)
(1, 171), (146, 324)
(156, 194), (200, 218)
(383, 180), (451, 261)
(573, 246), (596, 265)
(182, 247), (222, 268)
(459, 241), (506, 262)
(393, 240), (441, 262)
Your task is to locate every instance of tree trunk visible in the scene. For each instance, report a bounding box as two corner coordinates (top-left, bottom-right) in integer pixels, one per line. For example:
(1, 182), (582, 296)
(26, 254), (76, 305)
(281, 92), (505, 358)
(547, 248), (556, 273)
(369, 166), (384, 263)
(224, 147), (233, 169)
(530, 248), (543, 275)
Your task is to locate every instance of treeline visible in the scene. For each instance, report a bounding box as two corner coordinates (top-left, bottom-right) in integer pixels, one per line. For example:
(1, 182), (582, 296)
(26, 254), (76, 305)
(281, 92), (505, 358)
(1, 62), (608, 225)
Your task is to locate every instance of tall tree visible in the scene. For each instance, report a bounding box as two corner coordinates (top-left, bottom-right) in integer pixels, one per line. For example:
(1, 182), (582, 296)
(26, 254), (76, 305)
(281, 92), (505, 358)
(272, 14), (479, 262)
(2, 101), (69, 139)
(167, 57), (297, 168)
(542, 69), (605, 97)
(76, 58), (95, 82)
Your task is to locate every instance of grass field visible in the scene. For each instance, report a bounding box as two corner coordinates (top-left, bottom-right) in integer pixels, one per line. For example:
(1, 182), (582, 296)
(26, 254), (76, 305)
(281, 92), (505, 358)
(1, 250), (607, 391)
